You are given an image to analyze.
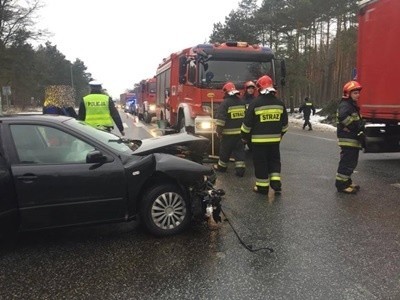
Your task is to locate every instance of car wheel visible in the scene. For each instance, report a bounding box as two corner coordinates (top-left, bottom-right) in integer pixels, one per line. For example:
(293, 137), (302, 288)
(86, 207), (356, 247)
(140, 184), (191, 236)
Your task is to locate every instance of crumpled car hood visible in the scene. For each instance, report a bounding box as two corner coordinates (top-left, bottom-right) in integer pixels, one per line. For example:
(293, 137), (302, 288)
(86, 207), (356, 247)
(132, 133), (209, 157)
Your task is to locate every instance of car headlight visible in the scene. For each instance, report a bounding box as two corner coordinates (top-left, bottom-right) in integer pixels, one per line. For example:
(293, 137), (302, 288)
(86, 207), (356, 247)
(196, 121), (213, 130)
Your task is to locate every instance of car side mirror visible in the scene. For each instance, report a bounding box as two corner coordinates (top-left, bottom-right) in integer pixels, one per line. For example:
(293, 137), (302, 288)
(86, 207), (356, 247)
(86, 150), (107, 163)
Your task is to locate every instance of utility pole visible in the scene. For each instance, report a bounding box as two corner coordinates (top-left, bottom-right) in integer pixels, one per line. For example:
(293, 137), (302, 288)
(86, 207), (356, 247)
(70, 64), (74, 89)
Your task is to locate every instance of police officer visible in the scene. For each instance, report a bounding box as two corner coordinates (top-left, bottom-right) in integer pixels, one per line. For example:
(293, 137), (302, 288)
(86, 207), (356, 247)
(299, 96), (316, 130)
(78, 81), (125, 136)
(335, 80), (364, 194)
(241, 75), (288, 194)
(214, 82), (246, 177)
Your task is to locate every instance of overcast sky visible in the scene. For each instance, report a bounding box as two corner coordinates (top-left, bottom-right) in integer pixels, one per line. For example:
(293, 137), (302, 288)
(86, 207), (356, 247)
(36, 0), (251, 98)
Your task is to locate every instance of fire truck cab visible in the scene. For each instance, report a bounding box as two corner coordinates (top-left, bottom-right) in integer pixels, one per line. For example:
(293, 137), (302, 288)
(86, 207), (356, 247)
(155, 41), (286, 154)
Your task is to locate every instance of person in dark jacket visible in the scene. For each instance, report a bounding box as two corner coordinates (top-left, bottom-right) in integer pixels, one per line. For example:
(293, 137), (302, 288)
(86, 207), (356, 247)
(78, 81), (125, 136)
(243, 81), (257, 109)
(241, 75), (288, 195)
(299, 97), (316, 130)
(243, 81), (257, 152)
(214, 82), (246, 177)
(335, 80), (364, 194)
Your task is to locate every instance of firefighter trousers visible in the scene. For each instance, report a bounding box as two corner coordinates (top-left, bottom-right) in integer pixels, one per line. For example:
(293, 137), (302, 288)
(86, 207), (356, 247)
(335, 146), (359, 191)
(302, 117), (312, 130)
(252, 143), (282, 191)
(217, 135), (245, 176)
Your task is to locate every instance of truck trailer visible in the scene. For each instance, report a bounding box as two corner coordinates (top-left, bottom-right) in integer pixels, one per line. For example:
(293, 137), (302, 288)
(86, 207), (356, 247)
(358, 0), (400, 152)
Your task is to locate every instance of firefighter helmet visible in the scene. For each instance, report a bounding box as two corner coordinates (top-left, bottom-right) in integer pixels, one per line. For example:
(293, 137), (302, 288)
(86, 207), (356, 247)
(222, 82), (240, 96)
(245, 81), (256, 89)
(343, 81), (362, 98)
(256, 75), (276, 94)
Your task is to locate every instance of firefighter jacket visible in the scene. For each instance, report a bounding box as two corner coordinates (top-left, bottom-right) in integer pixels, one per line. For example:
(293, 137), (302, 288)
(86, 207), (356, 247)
(299, 101), (316, 119)
(336, 98), (364, 149)
(243, 93), (255, 109)
(215, 95), (246, 135)
(241, 93), (289, 144)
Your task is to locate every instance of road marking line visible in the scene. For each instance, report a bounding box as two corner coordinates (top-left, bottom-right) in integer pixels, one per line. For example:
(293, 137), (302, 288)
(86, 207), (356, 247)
(391, 183), (400, 189)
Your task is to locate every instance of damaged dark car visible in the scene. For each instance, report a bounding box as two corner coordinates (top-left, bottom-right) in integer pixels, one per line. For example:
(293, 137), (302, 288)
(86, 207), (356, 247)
(0, 115), (223, 237)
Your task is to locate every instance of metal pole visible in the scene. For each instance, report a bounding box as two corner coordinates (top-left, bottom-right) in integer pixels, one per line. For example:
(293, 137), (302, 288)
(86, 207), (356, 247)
(211, 96), (215, 156)
(70, 64), (74, 89)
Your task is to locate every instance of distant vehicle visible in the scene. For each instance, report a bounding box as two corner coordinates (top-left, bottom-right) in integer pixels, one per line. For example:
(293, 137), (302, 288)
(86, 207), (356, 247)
(121, 92), (136, 113)
(0, 115), (222, 238)
(128, 101), (137, 115)
(136, 77), (157, 123)
(358, 0), (400, 153)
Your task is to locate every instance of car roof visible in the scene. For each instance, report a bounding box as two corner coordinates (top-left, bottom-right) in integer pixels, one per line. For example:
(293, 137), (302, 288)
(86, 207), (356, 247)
(0, 114), (72, 123)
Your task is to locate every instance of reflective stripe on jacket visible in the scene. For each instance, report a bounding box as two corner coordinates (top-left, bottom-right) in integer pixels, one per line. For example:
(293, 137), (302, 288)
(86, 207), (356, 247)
(215, 95), (246, 136)
(241, 93), (288, 144)
(336, 98), (363, 149)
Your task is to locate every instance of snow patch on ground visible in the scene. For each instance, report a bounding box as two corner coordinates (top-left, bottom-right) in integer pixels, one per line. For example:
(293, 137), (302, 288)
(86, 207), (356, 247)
(289, 110), (336, 132)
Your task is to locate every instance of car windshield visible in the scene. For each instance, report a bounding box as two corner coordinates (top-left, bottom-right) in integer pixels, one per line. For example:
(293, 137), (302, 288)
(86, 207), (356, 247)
(64, 119), (135, 154)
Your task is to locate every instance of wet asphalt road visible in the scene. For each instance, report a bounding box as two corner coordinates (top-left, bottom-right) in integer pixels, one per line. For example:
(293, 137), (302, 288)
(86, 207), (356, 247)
(1, 115), (400, 299)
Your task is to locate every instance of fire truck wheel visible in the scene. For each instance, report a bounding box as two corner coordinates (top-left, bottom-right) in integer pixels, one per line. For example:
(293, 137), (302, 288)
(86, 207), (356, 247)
(179, 114), (194, 134)
(144, 112), (152, 124)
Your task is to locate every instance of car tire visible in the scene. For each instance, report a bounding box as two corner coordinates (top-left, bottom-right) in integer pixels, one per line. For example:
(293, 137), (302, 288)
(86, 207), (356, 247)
(140, 184), (191, 236)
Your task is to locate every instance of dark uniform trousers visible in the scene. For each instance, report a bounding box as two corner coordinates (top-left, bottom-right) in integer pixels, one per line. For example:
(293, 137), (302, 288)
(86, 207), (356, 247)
(335, 146), (359, 190)
(252, 143), (281, 191)
(218, 135), (246, 175)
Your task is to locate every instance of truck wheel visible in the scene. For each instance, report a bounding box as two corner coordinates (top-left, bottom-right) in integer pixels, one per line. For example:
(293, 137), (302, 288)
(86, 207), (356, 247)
(179, 114), (194, 134)
(144, 112), (152, 124)
(140, 184), (191, 236)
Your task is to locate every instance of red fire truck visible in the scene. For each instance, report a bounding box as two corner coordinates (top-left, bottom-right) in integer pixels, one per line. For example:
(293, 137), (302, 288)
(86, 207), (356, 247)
(358, 0), (400, 152)
(136, 77), (157, 124)
(155, 41), (286, 155)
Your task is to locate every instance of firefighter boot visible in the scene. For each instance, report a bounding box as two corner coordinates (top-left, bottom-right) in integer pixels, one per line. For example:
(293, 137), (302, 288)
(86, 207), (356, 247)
(350, 183), (360, 191)
(253, 186), (269, 195)
(213, 164), (227, 173)
(235, 168), (245, 177)
(338, 185), (358, 194)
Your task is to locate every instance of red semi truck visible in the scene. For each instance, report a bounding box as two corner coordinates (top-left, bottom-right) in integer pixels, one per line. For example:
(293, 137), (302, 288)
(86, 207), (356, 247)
(155, 41), (285, 155)
(358, 0), (400, 152)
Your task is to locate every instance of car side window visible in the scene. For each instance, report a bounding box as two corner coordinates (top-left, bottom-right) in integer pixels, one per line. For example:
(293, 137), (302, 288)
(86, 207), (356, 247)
(10, 124), (95, 164)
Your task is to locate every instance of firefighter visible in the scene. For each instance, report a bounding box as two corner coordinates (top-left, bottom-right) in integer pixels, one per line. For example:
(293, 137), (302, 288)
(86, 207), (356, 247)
(335, 80), (364, 194)
(243, 81), (257, 109)
(78, 81), (125, 136)
(299, 96), (316, 130)
(214, 82), (246, 177)
(241, 75), (288, 194)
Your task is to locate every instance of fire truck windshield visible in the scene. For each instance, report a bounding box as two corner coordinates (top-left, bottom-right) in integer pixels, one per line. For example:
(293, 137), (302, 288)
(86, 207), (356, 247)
(148, 82), (156, 94)
(199, 60), (273, 88)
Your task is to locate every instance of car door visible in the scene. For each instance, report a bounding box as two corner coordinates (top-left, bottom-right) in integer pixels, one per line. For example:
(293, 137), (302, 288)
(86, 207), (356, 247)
(0, 151), (19, 236)
(7, 123), (128, 230)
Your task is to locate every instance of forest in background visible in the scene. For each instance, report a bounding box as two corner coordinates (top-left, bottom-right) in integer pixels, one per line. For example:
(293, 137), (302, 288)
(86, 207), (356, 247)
(0, 0), (359, 111)
(210, 0), (359, 110)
